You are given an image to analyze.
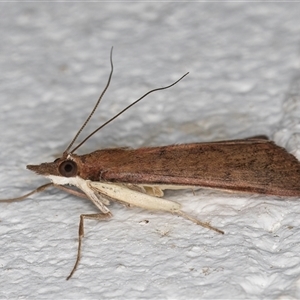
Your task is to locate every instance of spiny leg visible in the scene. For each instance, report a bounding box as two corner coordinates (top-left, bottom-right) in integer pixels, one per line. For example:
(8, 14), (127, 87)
(176, 210), (224, 235)
(66, 212), (112, 280)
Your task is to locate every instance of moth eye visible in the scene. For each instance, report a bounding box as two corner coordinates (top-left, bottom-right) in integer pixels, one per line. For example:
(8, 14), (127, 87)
(59, 160), (78, 177)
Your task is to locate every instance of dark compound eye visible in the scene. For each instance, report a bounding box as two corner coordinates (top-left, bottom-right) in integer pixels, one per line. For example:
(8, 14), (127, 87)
(59, 160), (78, 177)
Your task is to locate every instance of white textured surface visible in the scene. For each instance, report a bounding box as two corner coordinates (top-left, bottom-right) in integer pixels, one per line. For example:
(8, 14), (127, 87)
(1, 3), (300, 299)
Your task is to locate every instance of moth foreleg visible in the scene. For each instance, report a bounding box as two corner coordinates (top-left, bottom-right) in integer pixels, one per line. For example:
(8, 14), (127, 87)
(66, 212), (112, 280)
(54, 184), (90, 200)
(0, 183), (54, 202)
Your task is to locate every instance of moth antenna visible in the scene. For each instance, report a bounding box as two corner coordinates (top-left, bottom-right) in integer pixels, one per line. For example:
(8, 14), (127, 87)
(70, 72), (189, 154)
(63, 47), (114, 155)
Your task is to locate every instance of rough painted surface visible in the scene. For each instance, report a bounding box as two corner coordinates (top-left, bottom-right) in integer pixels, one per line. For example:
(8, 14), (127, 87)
(1, 3), (300, 299)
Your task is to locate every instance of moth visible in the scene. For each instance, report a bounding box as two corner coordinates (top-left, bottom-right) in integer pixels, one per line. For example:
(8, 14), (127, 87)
(2, 48), (300, 280)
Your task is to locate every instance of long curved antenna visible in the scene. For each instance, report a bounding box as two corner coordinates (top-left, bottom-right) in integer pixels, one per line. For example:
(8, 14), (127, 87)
(63, 47), (114, 155)
(70, 72), (189, 154)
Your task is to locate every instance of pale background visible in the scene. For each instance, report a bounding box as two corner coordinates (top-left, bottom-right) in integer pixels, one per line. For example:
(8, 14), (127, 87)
(1, 3), (300, 299)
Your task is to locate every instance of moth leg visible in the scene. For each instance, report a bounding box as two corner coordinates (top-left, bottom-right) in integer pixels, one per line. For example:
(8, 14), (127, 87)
(143, 186), (164, 197)
(54, 184), (89, 200)
(125, 184), (164, 197)
(66, 212), (112, 280)
(176, 210), (224, 235)
(0, 183), (54, 202)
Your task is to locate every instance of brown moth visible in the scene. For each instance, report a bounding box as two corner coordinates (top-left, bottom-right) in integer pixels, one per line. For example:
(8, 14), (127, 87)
(2, 48), (300, 280)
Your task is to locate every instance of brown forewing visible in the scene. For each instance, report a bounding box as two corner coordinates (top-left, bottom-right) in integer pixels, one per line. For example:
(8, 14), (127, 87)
(76, 139), (300, 197)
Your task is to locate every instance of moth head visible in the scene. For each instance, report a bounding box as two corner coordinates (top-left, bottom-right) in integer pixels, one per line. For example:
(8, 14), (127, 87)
(27, 155), (79, 178)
